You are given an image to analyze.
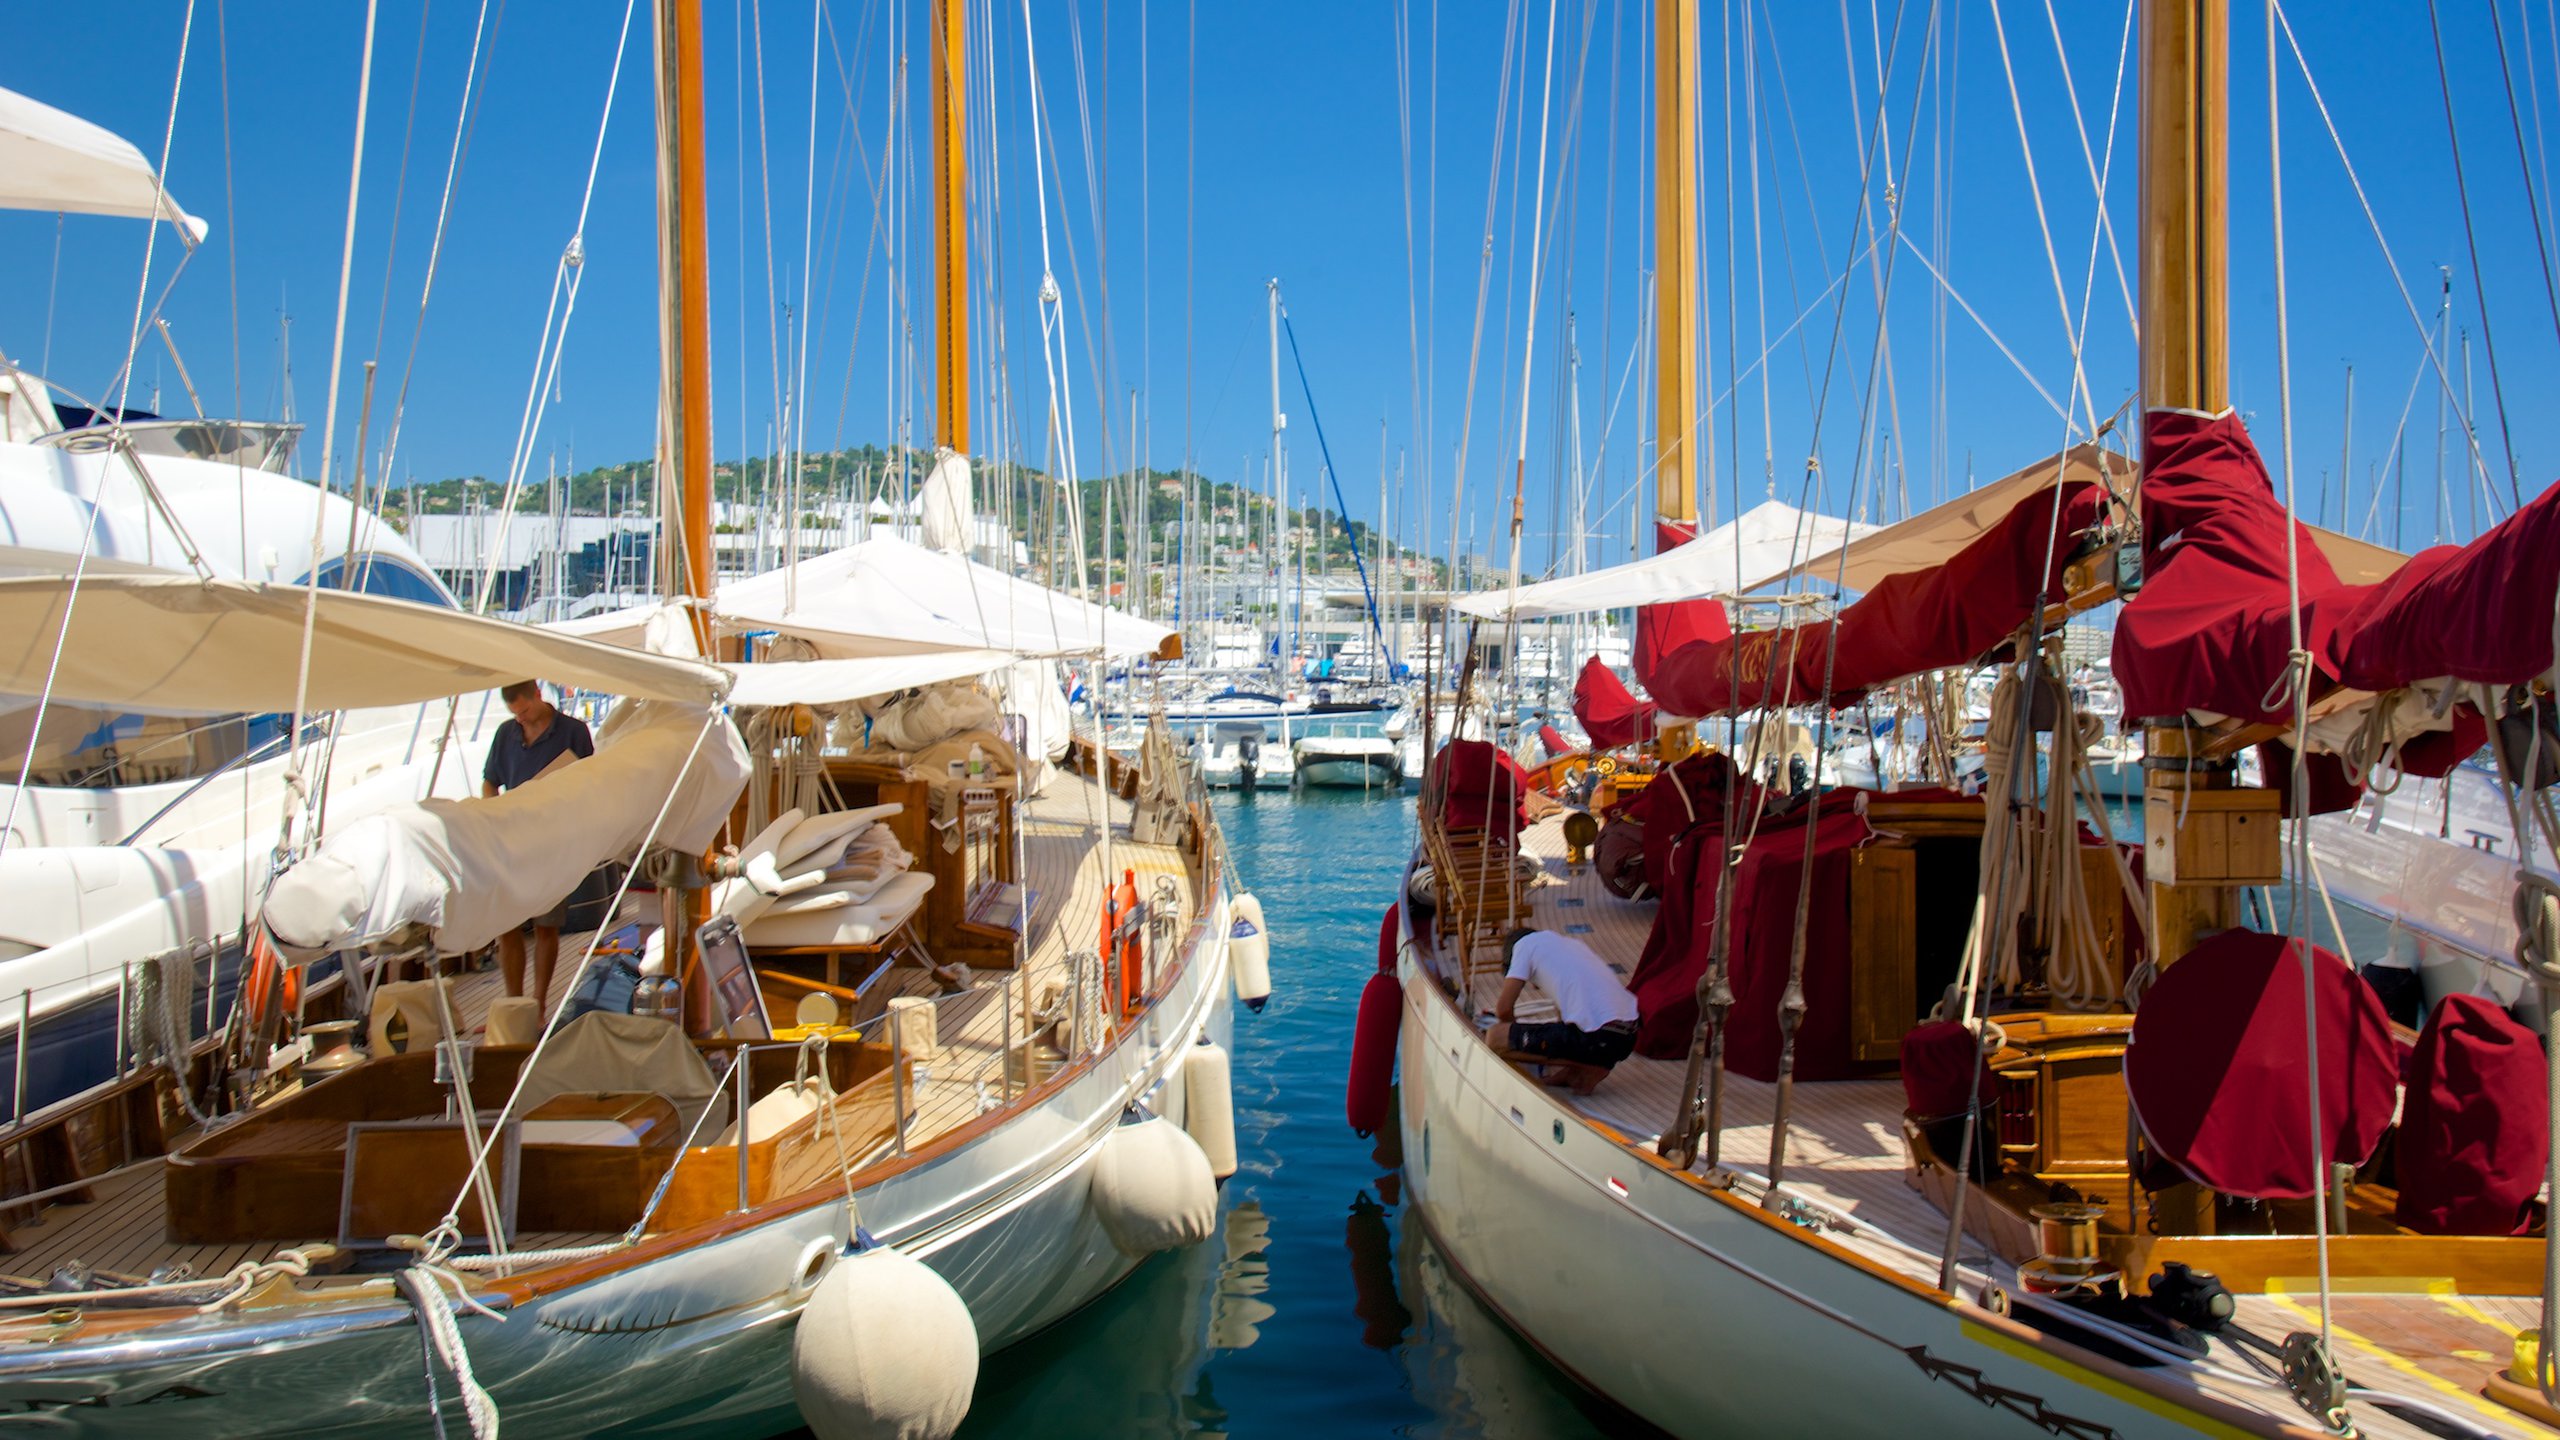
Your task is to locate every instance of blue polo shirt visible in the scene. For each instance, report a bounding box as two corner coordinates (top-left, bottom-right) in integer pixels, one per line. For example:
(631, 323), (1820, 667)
(483, 711), (594, 792)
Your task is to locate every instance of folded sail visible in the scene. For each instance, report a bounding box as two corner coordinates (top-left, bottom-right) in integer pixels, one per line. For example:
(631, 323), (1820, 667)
(261, 702), (750, 957)
(1645, 482), (2103, 715)
(2114, 408), (2560, 753)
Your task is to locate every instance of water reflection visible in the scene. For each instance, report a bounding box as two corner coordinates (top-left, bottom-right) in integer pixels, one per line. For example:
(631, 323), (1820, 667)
(943, 787), (1636, 1438)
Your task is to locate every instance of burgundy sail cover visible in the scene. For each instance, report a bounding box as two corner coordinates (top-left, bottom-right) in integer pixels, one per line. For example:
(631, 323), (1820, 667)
(1900, 1019), (1996, 1121)
(1536, 722), (1572, 758)
(2116, 408), (2560, 744)
(1633, 520), (1732, 697)
(2123, 928), (2399, 1200)
(1425, 739), (1530, 840)
(1573, 657), (1656, 749)
(1646, 483), (2103, 716)
(1627, 798), (1874, 1075)
(2396, 992), (2550, 1237)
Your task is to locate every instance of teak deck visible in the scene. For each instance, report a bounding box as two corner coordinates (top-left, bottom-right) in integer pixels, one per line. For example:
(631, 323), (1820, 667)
(1468, 807), (2556, 1440)
(0, 762), (1189, 1296)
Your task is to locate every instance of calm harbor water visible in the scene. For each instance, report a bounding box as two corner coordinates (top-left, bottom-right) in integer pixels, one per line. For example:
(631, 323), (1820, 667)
(955, 786), (1639, 1440)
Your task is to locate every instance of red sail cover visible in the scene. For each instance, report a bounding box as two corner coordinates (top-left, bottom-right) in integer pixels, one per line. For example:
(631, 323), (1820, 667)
(1633, 520), (1732, 696)
(2122, 929), (2399, 1200)
(1573, 657), (1655, 749)
(1646, 484), (2103, 716)
(1626, 797), (1874, 1076)
(2396, 992), (2550, 1236)
(1424, 739), (1531, 840)
(2116, 408), (2560, 731)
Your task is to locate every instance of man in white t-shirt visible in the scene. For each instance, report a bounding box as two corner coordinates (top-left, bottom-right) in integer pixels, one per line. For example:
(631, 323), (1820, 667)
(1488, 927), (1641, 1094)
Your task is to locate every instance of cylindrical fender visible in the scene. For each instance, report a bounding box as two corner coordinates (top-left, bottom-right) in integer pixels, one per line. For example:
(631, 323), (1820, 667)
(1230, 893), (1272, 1011)
(1346, 969), (1400, 1138)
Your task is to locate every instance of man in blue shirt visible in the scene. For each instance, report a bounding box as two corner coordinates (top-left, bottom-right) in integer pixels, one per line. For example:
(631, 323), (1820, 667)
(483, 680), (595, 1010)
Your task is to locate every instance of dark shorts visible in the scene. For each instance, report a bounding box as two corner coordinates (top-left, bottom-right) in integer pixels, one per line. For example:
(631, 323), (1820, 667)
(1509, 1020), (1637, 1069)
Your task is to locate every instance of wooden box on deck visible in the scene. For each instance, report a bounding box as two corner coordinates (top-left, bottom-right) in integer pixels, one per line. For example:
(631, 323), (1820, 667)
(2143, 784), (2280, 885)
(825, 759), (1020, 971)
(1987, 1012), (2134, 1186)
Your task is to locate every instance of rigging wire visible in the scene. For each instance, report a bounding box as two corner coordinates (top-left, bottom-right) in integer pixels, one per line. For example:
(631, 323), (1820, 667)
(2271, 3), (2508, 524)
(280, 0), (380, 860)
(2425, 0), (2527, 509)
(2264, 0), (2339, 1360)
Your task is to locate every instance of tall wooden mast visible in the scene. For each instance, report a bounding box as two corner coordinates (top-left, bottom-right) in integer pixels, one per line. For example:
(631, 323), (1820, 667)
(2139, 0), (2240, 974)
(1651, 0), (1701, 540)
(932, 0), (969, 454)
(651, 0), (717, 1031)
(652, 0), (716, 646)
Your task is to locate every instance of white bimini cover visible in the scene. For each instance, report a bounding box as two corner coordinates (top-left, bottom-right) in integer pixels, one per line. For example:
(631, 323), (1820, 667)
(0, 86), (206, 239)
(0, 574), (729, 712)
(1451, 499), (1876, 620)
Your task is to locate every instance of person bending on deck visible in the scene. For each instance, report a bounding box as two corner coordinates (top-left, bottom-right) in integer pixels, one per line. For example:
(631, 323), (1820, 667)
(483, 680), (595, 1011)
(1488, 927), (1638, 1095)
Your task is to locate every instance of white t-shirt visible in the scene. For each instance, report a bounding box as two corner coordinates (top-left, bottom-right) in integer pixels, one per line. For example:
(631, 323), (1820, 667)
(1506, 931), (1639, 1031)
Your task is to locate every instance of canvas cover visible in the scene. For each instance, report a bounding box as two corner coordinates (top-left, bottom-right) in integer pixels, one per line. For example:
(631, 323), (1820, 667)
(720, 535), (1172, 660)
(1627, 796), (1873, 1075)
(1572, 657), (1655, 749)
(0, 574), (728, 713)
(1645, 483), (2104, 716)
(261, 702), (750, 957)
(2116, 408), (2560, 754)
(2395, 992), (2550, 1237)
(1425, 740), (1531, 840)
(514, 1012), (725, 1137)
(2122, 928), (2399, 1200)
(1452, 500), (1871, 619)
(0, 85), (206, 239)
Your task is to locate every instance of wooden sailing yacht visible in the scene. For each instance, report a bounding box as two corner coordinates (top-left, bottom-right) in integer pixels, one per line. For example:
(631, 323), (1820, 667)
(1384, 2), (2560, 1435)
(0, 2), (1234, 1435)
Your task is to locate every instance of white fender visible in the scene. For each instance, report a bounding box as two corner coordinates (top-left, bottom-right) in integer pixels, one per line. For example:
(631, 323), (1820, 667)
(792, 1243), (978, 1440)
(1183, 1038), (1238, 1180)
(1089, 1112), (1218, 1256)
(1229, 893), (1272, 1012)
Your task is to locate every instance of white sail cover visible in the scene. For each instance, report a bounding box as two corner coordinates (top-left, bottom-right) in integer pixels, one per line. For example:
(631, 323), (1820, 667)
(562, 535), (1172, 664)
(918, 448), (975, 556)
(0, 86), (206, 239)
(262, 702), (750, 957)
(722, 536), (1170, 659)
(1452, 499), (1876, 619)
(0, 574), (729, 711)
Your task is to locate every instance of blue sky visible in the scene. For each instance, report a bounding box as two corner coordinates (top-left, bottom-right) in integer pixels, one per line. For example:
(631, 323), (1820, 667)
(8, 1), (2560, 578)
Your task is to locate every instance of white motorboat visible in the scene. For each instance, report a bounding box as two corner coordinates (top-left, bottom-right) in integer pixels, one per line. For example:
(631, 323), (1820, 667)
(1292, 733), (1401, 790)
(1196, 720), (1293, 790)
(0, 86), (496, 1118)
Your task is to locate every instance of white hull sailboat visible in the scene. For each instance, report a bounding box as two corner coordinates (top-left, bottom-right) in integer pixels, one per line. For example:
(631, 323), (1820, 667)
(0, 5), (1240, 1437)
(1380, 4), (2560, 1437)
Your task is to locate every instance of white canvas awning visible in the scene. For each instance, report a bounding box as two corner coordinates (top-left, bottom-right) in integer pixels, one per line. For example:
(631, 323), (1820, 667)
(1754, 443), (2404, 595)
(1764, 446), (2136, 595)
(1451, 499), (1877, 619)
(720, 535), (1173, 659)
(557, 535), (1174, 667)
(0, 87), (206, 240)
(721, 649), (1021, 708)
(0, 575), (728, 712)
